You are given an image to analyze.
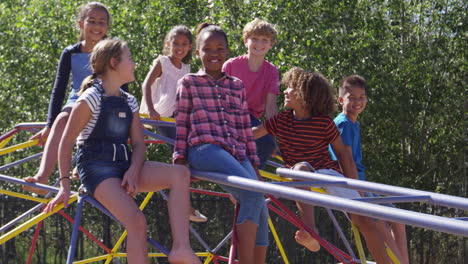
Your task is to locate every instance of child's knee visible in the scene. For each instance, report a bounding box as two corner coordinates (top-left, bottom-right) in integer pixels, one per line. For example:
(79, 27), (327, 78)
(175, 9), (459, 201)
(172, 165), (191, 184)
(128, 210), (147, 233)
(351, 214), (373, 230)
(292, 162), (313, 172)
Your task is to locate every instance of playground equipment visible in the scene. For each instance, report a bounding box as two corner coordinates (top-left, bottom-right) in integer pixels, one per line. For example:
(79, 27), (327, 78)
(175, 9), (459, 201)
(0, 120), (467, 263)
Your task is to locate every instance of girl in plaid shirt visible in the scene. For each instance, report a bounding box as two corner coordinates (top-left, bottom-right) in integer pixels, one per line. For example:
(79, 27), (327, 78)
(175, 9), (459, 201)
(173, 23), (269, 264)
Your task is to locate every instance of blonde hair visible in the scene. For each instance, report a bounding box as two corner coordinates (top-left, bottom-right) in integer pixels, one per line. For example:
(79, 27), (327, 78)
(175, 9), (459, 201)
(282, 67), (336, 115)
(162, 25), (193, 64)
(77, 2), (110, 41)
(242, 18), (277, 44)
(79, 38), (127, 95)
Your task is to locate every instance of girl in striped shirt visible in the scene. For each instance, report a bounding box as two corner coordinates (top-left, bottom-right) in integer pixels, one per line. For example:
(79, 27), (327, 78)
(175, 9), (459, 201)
(45, 38), (200, 264)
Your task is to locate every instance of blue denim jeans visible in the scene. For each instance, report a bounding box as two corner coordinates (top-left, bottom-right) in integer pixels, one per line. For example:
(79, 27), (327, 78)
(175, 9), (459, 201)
(250, 115), (275, 169)
(188, 144), (269, 246)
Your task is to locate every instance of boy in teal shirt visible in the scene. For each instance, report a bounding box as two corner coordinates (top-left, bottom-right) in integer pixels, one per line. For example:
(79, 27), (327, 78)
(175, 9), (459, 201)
(330, 75), (409, 264)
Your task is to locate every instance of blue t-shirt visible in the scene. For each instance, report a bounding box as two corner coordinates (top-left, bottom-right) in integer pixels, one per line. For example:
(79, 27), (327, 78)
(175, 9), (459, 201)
(329, 113), (366, 180)
(47, 43), (129, 128)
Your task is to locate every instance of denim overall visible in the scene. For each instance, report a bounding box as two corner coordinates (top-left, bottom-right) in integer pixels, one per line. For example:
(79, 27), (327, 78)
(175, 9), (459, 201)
(76, 84), (133, 196)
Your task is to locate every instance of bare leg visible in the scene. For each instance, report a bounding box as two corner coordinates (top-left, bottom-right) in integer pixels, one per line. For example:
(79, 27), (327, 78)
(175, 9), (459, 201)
(24, 111), (70, 195)
(254, 246), (267, 264)
(392, 223), (409, 264)
(94, 178), (148, 264)
(375, 220), (405, 263)
(236, 219), (257, 264)
(292, 164), (320, 252)
(138, 161), (200, 264)
(351, 214), (392, 264)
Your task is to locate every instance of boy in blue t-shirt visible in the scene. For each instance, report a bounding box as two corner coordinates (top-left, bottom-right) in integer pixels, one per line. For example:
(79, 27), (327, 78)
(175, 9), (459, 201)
(330, 75), (409, 264)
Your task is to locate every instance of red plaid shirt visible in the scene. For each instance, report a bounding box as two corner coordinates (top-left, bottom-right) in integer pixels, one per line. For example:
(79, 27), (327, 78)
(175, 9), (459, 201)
(172, 69), (259, 167)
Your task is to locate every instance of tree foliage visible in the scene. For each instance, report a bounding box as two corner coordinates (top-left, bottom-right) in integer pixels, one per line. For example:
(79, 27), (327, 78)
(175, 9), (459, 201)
(0, 0), (466, 263)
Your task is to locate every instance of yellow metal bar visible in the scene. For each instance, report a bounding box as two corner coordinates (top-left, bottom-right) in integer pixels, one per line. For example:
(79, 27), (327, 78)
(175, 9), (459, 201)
(0, 135), (14, 149)
(0, 139), (39, 156)
(138, 192), (154, 210)
(104, 192), (154, 264)
(0, 189), (49, 203)
(0, 193), (78, 244)
(73, 254), (112, 264)
(202, 253), (215, 264)
(352, 223), (367, 264)
(139, 113), (175, 123)
(386, 244), (401, 264)
(260, 170), (291, 182)
(268, 217), (290, 264)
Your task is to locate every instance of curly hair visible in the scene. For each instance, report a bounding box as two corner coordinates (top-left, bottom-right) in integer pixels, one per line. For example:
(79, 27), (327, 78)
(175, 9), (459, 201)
(282, 67), (336, 115)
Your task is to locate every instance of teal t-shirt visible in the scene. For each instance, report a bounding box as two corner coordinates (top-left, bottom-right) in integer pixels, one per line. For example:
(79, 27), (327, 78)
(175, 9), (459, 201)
(329, 113), (366, 180)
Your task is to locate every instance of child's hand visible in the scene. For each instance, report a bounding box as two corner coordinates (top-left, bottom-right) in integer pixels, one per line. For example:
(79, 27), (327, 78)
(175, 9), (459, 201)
(148, 109), (161, 120)
(30, 127), (51, 146)
(44, 187), (71, 213)
(122, 168), (139, 197)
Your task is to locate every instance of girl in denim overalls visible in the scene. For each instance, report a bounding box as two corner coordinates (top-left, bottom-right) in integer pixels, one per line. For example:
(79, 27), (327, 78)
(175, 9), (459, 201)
(45, 39), (201, 264)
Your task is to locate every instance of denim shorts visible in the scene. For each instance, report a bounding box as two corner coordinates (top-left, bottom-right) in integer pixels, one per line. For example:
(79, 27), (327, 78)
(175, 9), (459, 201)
(76, 142), (131, 196)
(188, 144), (269, 246)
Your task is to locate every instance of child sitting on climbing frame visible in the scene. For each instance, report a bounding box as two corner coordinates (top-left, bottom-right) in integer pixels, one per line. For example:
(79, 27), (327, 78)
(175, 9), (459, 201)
(253, 67), (403, 263)
(329, 74), (409, 264)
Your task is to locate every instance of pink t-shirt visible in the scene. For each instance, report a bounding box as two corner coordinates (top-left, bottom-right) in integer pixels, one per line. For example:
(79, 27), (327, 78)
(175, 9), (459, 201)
(223, 55), (280, 119)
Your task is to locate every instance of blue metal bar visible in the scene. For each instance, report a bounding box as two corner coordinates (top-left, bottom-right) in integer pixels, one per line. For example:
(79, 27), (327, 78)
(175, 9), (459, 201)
(212, 231), (233, 254)
(277, 168), (468, 211)
(191, 169), (468, 237)
(142, 129), (174, 146)
(13, 122), (46, 129)
(270, 181), (347, 187)
(354, 195), (431, 204)
(325, 208), (357, 260)
(147, 237), (169, 255)
(158, 191), (212, 252)
(0, 203), (43, 233)
(0, 152), (42, 171)
(0, 174), (75, 195)
(140, 120), (174, 127)
(67, 195), (85, 264)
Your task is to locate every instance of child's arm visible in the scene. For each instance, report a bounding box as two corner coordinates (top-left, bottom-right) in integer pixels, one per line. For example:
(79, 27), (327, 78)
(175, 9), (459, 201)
(172, 77), (191, 166)
(330, 136), (359, 180)
(45, 100), (92, 212)
(252, 124), (269, 140)
(264, 93), (278, 119)
(124, 112), (146, 196)
(141, 58), (163, 120)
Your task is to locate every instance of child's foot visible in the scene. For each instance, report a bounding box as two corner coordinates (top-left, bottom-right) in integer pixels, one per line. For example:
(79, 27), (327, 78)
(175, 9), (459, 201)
(23, 176), (48, 196)
(168, 248), (201, 264)
(295, 229), (320, 252)
(189, 208), (207, 222)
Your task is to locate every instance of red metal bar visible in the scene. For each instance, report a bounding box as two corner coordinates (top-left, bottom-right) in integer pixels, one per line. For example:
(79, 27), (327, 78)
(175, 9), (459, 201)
(57, 210), (112, 253)
(0, 128), (19, 143)
(26, 219), (43, 264)
(228, 204), (240, 264)
(267, 195), (355, 263)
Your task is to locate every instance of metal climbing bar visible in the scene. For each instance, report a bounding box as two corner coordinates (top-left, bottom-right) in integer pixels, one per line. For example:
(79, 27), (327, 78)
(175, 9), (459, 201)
(191, 169), (468, 237)
(277, 168), (468, 211)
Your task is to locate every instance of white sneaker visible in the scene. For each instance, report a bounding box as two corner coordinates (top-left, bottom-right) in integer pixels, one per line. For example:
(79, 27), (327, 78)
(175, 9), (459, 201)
(189, 209), (208, 222)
